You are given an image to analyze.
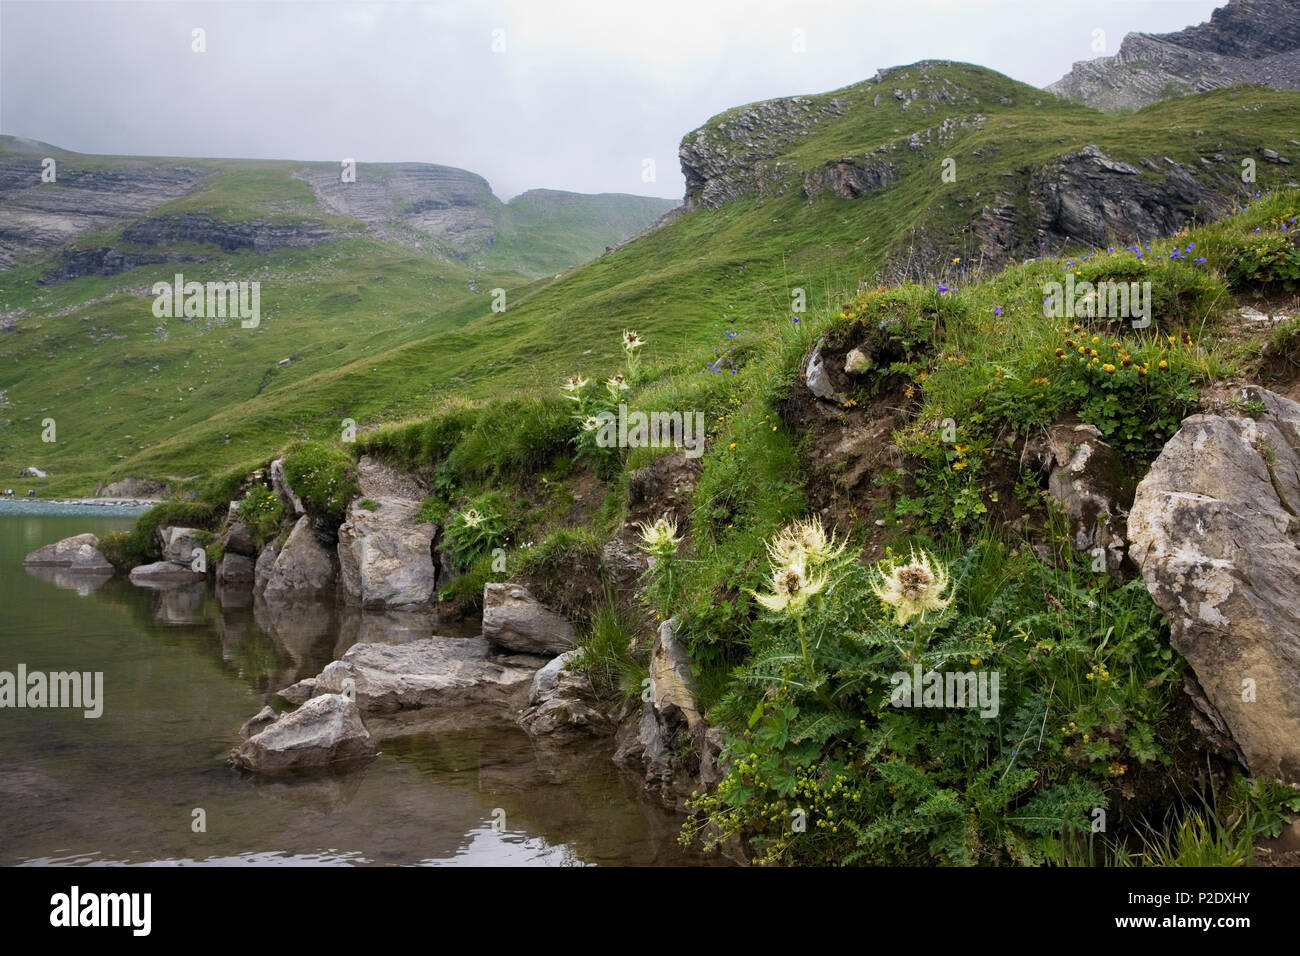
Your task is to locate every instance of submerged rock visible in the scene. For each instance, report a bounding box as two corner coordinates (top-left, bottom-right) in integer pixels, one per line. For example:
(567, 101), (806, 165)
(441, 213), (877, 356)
(229, 693), (376, 774)
(24, 533), (112, 573)
(129, 560), (201, 583)
(1129, 386), (1300, 782)
(482, 583), (576, 655)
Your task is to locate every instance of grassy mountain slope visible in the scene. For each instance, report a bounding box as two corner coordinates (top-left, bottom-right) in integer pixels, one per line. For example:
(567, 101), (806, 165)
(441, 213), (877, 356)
(2, 63), (1298, 495)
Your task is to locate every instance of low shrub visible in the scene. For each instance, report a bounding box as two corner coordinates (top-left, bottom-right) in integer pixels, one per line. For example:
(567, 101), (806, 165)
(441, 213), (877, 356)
(281, 440), (358, 520)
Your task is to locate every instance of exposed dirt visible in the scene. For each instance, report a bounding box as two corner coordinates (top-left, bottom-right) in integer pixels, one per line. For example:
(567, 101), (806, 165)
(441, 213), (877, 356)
(625, 451), (702, 531)
(780, 334), (915, 554)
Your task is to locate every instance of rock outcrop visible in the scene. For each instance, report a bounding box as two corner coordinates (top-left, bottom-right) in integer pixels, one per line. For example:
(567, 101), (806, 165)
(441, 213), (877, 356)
(802, 157), (899, 200)
(23, 533), (113, 574)
(336, 456), (437, 608)
(97, 477), (169, 499)
(518, 650), (614, 738)
(1030, 146), (1233, 253)
(1029, 422), (1129, 571)
(1049, 0), (1300, 111)
(269, 458), (305, 516)
(0, 153), (205, 270)
(229, 693), (376, 774)
(257, 515), (337, 599)
(481, 583), (576, 655)
(1128, 385), (1300, 782)
(614, 618), (725, 807)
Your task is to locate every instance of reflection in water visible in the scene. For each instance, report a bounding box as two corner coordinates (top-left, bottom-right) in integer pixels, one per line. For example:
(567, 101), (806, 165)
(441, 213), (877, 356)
(1, 513), (725, 866)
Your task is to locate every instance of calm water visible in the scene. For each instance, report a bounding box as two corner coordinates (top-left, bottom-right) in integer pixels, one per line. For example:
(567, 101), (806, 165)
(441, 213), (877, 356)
(0, 509), (719, 866)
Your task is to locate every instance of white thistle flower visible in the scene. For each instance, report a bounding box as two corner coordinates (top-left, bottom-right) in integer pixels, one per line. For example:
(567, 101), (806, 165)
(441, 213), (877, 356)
(869, 548), (954, 626)
(767, 516), (846, 567)
(752, 558), (829, 614)
(561, 375), (590, 401)
(636, 515), (681, 555)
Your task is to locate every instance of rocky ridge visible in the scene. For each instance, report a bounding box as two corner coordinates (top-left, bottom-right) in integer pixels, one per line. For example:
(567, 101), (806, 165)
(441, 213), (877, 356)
(1049, 0), (1300, 111)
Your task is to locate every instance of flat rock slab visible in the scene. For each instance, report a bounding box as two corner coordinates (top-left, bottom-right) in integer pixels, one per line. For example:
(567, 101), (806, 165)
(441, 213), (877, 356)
(311, 636), (540, 714)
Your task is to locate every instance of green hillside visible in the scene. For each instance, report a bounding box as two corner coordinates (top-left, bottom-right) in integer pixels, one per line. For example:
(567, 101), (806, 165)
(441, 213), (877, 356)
(1, 62), (1298, 495)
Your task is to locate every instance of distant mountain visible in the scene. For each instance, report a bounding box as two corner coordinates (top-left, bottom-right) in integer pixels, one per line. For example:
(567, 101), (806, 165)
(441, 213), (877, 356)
(0, 137), (676, 277)
(1048, 0), (1300, 111)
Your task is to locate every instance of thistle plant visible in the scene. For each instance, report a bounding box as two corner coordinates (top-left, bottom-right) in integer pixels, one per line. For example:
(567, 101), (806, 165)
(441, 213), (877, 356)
(637, 514), (682, 619)
(560, 375), (590, 403)
(442, 500), (507, 570)
(561, 332), (649, 474)
(750, 516), (846, 693)
(605, 373), (629, 402)
(863, 546), (958, 668)
(622, 329), (646, 383)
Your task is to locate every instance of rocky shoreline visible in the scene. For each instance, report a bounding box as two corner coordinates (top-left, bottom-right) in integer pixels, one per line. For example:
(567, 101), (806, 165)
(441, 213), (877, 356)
(21, 452), (727, 842)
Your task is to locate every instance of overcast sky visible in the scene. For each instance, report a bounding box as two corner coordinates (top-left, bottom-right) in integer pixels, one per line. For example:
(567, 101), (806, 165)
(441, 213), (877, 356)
(0, 0), (1225, 200)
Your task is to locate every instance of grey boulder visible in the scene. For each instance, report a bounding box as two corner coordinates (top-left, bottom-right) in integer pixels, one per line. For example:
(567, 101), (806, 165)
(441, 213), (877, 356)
(312, 636), (538, 714)
(337, 496), (437, 608)
(24, 533), (113, 573)
(229, 693), (376, 774)
(518, 649), (613, 738)
(481, 583), (575, 655)
(1129, 386), (1300, 782)
(258, 515), (336, 599)
(217, 552), (256, 587)
(158, 526), (205, 566)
